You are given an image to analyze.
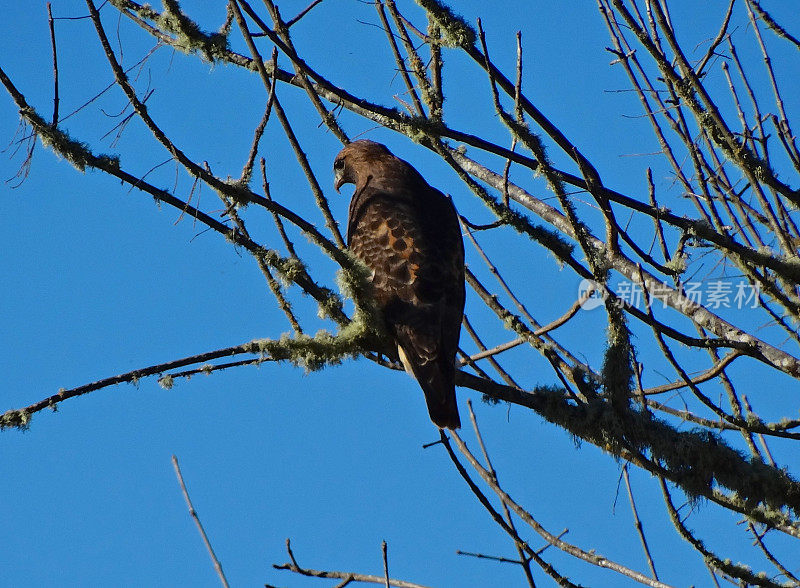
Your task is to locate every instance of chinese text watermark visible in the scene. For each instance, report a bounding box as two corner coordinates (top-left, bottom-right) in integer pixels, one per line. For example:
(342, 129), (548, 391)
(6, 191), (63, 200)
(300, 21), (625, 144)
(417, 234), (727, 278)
(578, 278), (760, 311)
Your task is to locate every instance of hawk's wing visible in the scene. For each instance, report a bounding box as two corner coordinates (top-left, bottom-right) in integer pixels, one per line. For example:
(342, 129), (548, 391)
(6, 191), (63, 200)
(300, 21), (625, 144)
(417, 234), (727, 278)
(348, 185), (464, 429)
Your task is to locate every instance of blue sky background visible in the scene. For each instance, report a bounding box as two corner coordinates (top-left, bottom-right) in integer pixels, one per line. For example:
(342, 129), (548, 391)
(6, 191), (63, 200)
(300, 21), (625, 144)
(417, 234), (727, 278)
(2, 1), (799, 586)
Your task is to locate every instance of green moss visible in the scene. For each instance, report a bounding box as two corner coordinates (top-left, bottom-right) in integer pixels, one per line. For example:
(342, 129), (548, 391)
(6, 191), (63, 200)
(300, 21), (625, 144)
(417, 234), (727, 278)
(664, 251), (687, 274)
(0, 409), (31, 430)
(602, 304), (634, 411)
(111, 0), (229, 62)
(502, 378), (800, 521)
(415, 0), (476, 48)
(256, 246), (352, 323)
(234, 251), (382, 373)
(334, 251), (383, 328)
(21, 108), (120, 173)
(218, 180), (253, 206)
(247, 325), (371, 374)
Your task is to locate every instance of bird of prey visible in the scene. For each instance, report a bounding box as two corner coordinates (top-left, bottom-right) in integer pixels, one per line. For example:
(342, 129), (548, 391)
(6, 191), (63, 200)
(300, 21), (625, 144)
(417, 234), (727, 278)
(333, 140), (465, 429)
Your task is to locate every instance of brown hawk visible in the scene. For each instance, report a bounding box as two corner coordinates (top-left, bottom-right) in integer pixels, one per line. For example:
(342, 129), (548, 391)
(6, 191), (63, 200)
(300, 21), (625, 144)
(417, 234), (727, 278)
(334, 140), (465, 429)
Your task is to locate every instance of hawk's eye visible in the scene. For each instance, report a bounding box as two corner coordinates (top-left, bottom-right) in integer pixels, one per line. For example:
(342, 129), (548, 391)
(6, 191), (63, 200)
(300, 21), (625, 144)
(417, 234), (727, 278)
(334, 159), (344, 170)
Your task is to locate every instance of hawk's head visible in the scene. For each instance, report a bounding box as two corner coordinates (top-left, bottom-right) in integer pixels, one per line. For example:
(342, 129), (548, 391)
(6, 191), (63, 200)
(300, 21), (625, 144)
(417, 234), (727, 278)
(333, 140), (394, 192)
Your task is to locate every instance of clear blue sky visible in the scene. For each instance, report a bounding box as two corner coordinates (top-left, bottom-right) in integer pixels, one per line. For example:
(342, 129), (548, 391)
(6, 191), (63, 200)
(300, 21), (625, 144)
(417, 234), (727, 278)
(2, 1), (799, 586)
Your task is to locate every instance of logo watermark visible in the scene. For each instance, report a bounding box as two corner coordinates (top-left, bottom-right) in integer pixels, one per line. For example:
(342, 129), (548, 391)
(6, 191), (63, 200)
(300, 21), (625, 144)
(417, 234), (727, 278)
(578, 278), (761, 311)
(577, 278), (607, 310)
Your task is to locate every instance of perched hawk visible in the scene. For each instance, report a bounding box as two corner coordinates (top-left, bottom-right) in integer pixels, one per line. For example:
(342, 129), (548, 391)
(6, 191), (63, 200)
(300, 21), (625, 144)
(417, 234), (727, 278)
(334, 140), (465, 429)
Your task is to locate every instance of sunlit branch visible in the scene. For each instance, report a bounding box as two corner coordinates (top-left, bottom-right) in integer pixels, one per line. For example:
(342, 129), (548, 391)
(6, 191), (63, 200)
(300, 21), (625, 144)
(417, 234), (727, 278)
(272, 539), (431, 588)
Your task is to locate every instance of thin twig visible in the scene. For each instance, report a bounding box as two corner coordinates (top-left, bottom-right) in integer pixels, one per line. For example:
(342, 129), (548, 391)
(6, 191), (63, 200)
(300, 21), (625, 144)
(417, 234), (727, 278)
(46, 3), (59, 125)
(171, 456), (230, 588)
(747, 523), (799, 584)
(382, 541), (390, 588)
(466, 401), (536, 587)
(448, 431), (675, 588)
(285, 0), (323, 28)
(439, 431), (579, 587)
(274, 539), (430, 588)
(622, 465), (659, 580)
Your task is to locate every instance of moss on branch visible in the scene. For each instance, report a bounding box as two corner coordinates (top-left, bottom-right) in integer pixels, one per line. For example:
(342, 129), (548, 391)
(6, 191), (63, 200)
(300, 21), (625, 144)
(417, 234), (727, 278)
(415, 0), (476, 48)
(21, 107), (119, 173)
(0, 408), (32, 431)
(110, 0), (229, 62)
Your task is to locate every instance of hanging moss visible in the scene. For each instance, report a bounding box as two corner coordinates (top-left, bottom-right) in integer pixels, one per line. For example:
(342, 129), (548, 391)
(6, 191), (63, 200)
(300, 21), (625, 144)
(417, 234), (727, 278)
(602, 303), (634, 412)
(0, 409), (31, 430)
(482, 378), (800, 520)
(21, 108), (120, 173)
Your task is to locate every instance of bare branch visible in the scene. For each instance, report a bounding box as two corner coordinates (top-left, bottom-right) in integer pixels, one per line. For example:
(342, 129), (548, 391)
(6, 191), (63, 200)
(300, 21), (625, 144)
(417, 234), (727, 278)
(273, 539), (431, 588)
(172, 456), (230, 588)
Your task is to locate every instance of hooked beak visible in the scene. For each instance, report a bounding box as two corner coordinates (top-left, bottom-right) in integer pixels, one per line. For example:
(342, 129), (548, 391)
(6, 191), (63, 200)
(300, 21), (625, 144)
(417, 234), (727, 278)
(334, 168), (344, 193)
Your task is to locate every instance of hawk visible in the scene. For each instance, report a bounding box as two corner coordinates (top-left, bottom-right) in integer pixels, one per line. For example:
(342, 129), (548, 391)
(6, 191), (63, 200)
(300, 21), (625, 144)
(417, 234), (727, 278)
(334, 140), (465, 429)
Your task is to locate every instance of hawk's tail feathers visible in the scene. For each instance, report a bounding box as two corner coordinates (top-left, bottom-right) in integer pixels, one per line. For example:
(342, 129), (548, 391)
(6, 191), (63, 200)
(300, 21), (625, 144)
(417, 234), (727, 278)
(424, 386), (461, 430)
(397, 343), (461, 429)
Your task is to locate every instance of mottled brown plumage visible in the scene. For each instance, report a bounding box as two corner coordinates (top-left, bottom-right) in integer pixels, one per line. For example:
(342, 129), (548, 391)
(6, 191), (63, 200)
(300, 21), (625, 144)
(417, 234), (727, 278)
(334, 140), (465, 429)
